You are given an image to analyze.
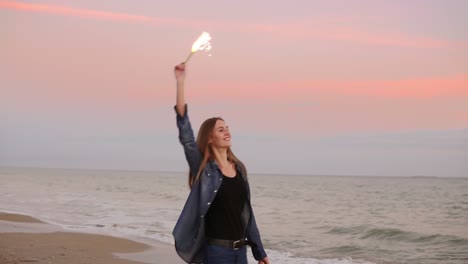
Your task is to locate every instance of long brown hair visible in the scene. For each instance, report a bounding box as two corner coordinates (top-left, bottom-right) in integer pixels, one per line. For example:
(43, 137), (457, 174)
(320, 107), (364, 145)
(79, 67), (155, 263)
(188, 117), (247, 188)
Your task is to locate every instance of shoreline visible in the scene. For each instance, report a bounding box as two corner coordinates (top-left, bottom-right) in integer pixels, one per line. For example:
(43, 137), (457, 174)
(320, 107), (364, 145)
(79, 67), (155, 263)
(0, 212), (181, 264)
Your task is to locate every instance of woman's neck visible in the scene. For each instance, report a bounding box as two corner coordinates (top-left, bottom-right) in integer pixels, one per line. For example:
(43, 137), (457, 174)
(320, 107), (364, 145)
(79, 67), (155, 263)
(212, 147), (230, 168)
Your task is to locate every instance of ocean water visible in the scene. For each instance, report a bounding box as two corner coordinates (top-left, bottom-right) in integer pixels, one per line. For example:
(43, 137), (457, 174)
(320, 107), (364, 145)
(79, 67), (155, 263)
(0, 167), (467, 264)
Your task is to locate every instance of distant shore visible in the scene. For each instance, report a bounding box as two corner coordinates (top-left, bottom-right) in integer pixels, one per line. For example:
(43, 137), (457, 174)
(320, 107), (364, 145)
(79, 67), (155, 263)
(0, 212), (181, 264)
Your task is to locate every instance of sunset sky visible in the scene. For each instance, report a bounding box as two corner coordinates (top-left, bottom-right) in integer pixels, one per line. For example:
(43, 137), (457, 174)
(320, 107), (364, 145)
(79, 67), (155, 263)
(1, 0), (467, 177)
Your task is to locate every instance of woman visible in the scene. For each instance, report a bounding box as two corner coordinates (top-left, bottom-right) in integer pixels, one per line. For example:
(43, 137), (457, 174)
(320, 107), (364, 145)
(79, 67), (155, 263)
(172, 62), (270, 264)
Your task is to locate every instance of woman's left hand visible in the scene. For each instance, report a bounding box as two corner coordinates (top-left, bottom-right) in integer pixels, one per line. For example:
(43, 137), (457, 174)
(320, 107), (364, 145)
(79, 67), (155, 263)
(258, 257), (269, 264)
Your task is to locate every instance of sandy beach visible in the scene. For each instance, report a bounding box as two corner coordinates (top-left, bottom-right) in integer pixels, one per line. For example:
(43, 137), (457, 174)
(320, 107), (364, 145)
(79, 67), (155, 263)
(0, 212), (181, 264)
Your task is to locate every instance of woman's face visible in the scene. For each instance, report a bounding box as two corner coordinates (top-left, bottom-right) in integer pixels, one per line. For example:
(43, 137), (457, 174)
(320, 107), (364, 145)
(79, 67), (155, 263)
(210, 119), (231, 148)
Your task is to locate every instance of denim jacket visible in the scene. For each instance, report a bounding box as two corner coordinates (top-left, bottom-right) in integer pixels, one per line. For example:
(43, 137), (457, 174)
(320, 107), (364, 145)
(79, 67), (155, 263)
(172, 105), (267, 263)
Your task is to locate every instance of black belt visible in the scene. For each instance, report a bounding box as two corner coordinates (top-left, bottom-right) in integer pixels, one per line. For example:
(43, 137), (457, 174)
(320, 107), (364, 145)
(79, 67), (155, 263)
(207, 238), (250, 250)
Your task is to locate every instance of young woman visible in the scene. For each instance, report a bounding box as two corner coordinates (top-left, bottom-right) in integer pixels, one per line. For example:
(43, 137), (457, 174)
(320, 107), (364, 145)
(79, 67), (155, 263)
(172, 62), (270, 264)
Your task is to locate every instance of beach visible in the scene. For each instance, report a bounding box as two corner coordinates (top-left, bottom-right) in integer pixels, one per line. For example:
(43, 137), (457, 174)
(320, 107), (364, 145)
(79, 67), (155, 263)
(0, 212), (181, 264)
(1, 167), (467, 264)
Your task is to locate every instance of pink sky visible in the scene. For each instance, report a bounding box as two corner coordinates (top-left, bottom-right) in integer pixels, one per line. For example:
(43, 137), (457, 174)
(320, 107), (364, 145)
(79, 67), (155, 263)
(1, 0), (467, 176)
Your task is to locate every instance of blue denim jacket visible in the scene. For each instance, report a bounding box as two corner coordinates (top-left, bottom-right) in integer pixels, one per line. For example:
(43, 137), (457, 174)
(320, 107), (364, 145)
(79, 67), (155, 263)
(172, 105), (267, 263)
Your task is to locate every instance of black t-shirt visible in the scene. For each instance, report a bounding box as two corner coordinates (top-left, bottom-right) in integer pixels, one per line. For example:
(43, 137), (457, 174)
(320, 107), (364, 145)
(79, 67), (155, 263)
(205, 172), (247, 240)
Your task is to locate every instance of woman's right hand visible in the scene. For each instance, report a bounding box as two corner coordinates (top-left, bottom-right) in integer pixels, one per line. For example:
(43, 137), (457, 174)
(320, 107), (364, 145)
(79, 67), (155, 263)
(174, 63), (186, 82)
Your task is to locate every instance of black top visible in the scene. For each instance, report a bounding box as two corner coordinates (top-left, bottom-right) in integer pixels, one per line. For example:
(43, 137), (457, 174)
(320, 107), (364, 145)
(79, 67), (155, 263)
(205, 172), (247, 240)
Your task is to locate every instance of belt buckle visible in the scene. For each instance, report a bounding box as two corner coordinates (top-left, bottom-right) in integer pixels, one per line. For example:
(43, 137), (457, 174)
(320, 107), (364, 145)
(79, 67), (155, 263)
(233, 239), (242, 250)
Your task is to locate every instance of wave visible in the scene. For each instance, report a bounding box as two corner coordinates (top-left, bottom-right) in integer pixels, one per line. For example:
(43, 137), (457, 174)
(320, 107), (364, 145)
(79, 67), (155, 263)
(325, 225), (468, 245)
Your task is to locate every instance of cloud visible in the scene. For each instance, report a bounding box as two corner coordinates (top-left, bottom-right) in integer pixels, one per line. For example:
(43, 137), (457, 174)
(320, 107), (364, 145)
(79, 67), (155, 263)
(1, 1), (465, 49)
(0, 0), (180, 25)
(190, 74), (468, 102)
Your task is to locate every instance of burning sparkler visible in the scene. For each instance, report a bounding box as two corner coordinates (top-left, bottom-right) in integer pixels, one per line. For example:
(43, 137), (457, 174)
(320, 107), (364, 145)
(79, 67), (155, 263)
(185, 32), (212, 63)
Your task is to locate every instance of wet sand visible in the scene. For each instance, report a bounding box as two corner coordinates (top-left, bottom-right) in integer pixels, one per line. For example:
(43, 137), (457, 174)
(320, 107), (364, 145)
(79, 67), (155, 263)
(0, 212), (181, 264)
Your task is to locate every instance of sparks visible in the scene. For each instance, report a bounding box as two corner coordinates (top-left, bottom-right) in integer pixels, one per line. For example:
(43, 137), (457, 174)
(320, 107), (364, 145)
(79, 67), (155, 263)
(185, 32), (212, 63)
(191, 32), (212, 52)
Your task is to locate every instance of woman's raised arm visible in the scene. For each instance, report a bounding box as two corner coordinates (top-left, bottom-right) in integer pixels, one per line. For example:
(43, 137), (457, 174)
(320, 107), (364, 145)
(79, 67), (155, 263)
(173, 62), (202, 184)
(175, 63), (186, 117)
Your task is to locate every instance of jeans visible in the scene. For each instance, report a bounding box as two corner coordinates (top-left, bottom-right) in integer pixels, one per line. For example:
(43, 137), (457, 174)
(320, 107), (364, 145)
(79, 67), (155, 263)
(203, 244), (248, 264)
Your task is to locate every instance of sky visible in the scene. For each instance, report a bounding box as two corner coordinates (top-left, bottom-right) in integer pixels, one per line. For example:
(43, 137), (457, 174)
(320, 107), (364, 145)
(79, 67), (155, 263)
(1, 0), (467, 177)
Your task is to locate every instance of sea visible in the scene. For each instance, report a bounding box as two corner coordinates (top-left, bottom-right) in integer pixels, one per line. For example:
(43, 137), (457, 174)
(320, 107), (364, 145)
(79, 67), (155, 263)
(0, 167), (467, 264)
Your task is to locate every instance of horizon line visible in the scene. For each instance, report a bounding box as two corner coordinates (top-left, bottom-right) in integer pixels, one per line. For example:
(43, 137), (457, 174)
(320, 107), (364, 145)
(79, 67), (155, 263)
(1, 165), (465, 179)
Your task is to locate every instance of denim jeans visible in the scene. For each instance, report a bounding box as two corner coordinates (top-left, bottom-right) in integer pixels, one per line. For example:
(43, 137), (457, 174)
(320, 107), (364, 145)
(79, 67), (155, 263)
(203, 244), (248, 264)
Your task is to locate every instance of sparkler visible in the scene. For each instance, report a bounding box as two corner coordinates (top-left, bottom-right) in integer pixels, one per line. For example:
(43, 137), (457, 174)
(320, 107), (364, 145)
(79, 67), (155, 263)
(184, 32), (212, 63)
